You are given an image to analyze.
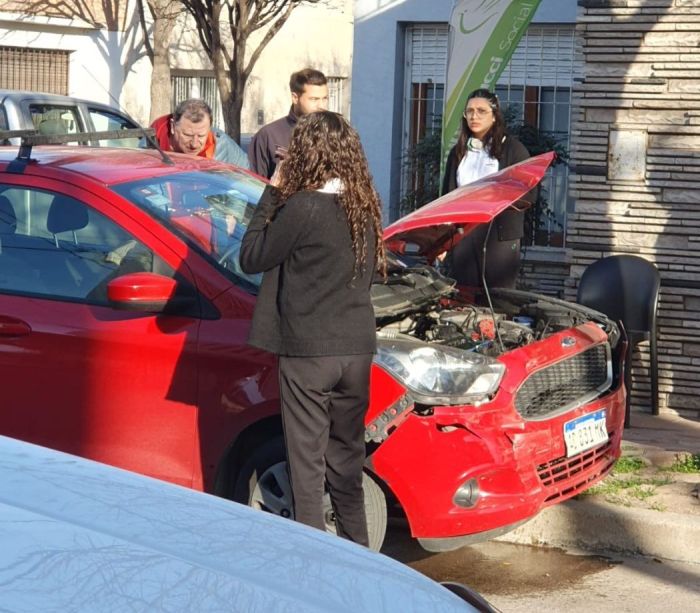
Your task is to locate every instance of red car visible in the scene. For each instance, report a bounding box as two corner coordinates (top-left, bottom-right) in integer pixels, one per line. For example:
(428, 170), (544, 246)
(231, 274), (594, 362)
(0, 142), (626, 551)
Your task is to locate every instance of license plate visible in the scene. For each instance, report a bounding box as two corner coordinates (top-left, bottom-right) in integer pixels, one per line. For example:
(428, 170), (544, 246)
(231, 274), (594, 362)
(564, 409), (608, 457)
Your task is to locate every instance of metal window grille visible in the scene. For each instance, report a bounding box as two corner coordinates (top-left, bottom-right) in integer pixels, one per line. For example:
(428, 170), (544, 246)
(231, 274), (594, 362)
(403, 25), (448, 144)
(0, 46), (70, 95)
(495, 25), (578, 248)
(327, 77), (345, 114)
(400, 23), (579, 247)
(399, 24), (448, 217)
(171, 74), (224, 130)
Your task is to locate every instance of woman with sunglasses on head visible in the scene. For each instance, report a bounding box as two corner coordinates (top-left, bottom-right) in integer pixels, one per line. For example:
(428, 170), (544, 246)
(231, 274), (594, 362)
(442, 88), (534, 289)
(240, 111), (385, 547)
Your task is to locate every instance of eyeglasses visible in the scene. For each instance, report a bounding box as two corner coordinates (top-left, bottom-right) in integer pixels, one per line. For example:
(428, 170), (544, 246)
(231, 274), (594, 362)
(464, 108), (493, 118)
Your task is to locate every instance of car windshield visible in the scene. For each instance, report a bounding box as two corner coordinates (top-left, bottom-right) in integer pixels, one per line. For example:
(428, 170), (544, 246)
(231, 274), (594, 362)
(112, 168), (265, 291)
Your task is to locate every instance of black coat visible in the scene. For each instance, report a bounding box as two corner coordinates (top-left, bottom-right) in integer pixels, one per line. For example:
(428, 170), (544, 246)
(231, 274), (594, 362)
(442, 135), (534, 241)
(247, 110), (297, 179)
(240, 186), (376, 357)
(441, 135), (534, 288)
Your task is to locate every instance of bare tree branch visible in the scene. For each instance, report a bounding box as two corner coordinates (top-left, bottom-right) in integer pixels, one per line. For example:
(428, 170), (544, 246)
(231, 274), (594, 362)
(136, 0), (155, 63)
(180, 0), (323, 139)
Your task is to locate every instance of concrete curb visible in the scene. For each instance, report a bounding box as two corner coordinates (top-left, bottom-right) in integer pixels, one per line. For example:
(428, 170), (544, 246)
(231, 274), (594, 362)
(494, 498), (700, 564)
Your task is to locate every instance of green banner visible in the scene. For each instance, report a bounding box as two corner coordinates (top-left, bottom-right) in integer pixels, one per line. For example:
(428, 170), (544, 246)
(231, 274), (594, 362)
(441, 0), (542, 176)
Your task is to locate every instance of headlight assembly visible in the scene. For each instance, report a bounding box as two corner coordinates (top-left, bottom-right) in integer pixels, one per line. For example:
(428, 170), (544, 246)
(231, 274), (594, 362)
(374, 337), (505, 405)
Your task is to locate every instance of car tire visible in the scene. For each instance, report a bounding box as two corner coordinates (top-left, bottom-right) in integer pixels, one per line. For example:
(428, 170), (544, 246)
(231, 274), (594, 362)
(233, 436), (387, 551)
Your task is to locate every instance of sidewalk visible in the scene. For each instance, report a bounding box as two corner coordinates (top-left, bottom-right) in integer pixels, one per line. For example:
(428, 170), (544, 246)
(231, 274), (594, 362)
(496, 412), (700, 564)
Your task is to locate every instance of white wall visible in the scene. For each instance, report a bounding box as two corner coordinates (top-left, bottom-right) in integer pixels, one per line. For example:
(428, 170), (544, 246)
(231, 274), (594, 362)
(238, 1), (354, 138)
(133, 0), (354, 137)
(1, 1), (354, 138)
(0, 11), (134, 112)
(351, 0), (576, 218)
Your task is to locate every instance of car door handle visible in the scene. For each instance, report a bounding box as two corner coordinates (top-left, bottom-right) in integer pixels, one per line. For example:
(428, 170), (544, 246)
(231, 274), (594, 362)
(0, 316), (32, 336)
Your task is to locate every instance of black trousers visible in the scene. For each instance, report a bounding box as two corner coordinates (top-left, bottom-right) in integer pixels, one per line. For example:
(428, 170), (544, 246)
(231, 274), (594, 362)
(278, 353), (372, 547)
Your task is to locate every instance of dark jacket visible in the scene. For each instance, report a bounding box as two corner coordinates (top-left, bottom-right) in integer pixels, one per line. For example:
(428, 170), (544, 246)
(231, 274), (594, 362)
(247, 109), (297, 179)
(240, 186), (376, 357)
(442, 134), (533, 242)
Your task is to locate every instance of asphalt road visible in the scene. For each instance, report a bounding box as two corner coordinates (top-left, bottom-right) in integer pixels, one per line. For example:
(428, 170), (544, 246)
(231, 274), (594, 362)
(381, 523), (700, 612)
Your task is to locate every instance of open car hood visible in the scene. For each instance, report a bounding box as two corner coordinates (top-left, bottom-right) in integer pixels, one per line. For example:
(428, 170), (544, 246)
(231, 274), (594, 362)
(383, 152), (555, 261)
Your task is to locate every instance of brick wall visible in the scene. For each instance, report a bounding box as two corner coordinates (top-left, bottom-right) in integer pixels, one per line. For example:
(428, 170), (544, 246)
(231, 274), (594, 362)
(567, 0), (700, 418)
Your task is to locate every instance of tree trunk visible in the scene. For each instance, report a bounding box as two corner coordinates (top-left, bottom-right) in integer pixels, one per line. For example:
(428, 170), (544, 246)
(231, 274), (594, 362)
(148, 9), (176, 123)
(213, 47), (241, 140)
(220, 89), (244, 142)
(181, 0), (319, 142)
(148, 20), (172, 122)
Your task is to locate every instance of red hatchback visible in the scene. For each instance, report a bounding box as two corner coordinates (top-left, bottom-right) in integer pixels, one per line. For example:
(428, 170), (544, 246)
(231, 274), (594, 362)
(0, 144), (626, 551)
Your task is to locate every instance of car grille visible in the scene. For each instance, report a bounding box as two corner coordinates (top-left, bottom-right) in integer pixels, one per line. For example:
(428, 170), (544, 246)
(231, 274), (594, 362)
(538, 437), (617, 504)
(515, 344), (611, 420)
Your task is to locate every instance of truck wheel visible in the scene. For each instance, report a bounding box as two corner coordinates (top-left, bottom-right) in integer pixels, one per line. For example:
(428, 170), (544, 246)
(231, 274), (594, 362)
(233, 436), (387, 551)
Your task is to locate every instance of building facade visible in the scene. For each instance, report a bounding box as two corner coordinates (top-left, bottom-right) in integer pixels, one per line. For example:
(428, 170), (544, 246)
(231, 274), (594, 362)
(352, 0), (700, 418)
(0, 0), (353, 141)
(351, 0), (581, 295)
(567, 0), (700, 418)
(351, 0), (577, 221)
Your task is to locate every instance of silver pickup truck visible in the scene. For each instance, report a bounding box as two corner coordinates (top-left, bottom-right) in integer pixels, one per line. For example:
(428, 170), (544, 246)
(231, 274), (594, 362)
(0, 89), (141, 147)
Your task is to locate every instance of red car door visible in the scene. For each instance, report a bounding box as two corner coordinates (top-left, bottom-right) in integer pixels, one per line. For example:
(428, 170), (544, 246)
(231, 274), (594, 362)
(0, 177), (200, 486)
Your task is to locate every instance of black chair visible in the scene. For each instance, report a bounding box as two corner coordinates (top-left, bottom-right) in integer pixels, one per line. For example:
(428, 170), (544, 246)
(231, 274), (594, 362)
(577, 255), (660, 427)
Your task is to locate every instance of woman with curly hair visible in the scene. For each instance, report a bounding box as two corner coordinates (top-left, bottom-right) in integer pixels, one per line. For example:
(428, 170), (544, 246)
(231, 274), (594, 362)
(442, 88), (533, 289)
(240, 111), (385, 546)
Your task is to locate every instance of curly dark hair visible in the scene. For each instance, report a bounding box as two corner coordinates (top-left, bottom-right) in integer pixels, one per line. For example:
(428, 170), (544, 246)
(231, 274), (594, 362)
(276, 111), (386, 278)
(454, 88), (506, 162)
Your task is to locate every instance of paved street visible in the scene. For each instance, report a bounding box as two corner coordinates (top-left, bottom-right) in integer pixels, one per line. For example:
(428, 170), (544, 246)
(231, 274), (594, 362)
(382, 523), (700, 612)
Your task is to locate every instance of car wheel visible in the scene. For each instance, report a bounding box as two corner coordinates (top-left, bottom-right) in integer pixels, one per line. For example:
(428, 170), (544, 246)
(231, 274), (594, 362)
(233, 436), (387, 551)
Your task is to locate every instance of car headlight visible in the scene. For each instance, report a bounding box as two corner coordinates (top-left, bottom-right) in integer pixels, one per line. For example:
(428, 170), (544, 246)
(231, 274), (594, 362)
(374, 338), (505, 405)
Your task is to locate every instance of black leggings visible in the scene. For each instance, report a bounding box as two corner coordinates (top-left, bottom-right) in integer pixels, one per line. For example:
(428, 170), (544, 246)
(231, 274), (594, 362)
(278, 353), (372, 546)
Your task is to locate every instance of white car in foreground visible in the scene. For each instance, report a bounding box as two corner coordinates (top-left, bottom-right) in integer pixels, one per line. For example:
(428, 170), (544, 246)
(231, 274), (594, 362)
(0, 435), (493, 612)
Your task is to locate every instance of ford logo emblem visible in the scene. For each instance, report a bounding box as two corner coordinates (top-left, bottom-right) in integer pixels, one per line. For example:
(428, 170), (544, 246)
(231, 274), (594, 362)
(561, 337), (577, 348)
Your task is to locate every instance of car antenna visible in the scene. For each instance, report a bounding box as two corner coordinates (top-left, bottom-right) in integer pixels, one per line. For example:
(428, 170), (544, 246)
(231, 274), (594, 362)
(480, 219), (506, 353)
(140, 128), (175, 165)
(0, 128), (175, 165)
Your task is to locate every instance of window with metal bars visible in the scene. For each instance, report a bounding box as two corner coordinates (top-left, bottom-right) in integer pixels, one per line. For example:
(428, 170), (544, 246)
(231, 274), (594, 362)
(0, 46), (70, 95)
(399, 24), (448, 218)
(326, 76), (345, 114)
(171, 74), (224, 130)
(495, 25), (578, 248)
(172, 73), (345, 135)
(401, 23), (578, 248)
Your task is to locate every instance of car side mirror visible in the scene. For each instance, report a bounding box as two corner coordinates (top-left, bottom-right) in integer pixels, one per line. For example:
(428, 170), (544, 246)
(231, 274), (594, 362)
(107, 272), (195, 314)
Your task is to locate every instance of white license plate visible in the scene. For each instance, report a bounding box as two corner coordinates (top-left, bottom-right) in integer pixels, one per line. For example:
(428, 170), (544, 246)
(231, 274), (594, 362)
(564, 409), (608, 457)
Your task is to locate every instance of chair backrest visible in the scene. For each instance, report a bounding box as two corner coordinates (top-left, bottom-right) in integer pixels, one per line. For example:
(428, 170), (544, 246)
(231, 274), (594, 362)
(47, 196), (89, 235)
(0, 196), (17, 235)
(577, 255), (660, 335)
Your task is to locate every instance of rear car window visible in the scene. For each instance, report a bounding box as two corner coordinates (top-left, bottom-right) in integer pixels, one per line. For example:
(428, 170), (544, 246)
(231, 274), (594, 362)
(29, 104), (82, 136)
(88, 107), (140, 147)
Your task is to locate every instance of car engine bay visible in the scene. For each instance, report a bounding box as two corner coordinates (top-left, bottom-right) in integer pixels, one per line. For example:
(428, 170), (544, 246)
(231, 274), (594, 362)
(372, 254), (619, 358)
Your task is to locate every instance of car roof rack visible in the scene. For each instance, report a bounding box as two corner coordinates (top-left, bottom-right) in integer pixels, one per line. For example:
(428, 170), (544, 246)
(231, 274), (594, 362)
(0, 127), (174, 166)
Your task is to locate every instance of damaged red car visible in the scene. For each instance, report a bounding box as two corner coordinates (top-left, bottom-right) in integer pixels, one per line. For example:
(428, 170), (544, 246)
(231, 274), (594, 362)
(0, 141), (626, 551)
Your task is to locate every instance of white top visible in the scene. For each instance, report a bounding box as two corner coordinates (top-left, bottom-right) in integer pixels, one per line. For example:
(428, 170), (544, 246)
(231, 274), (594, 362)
(456, 144), (500, 187)
(317, 178), (343, 194)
